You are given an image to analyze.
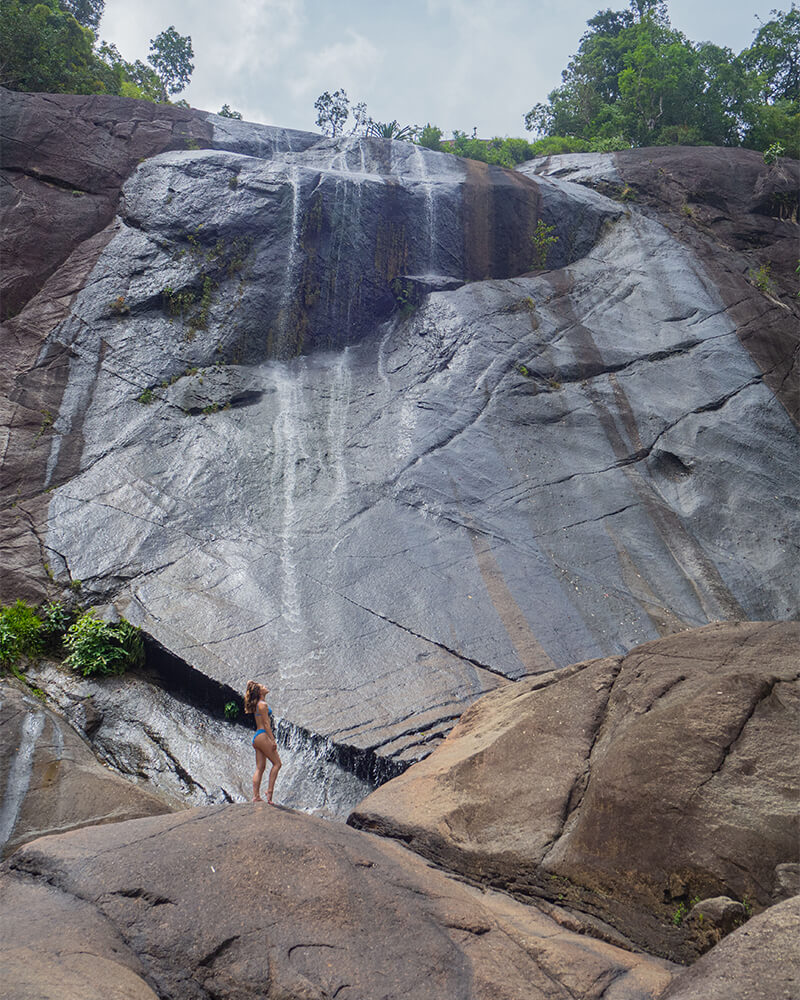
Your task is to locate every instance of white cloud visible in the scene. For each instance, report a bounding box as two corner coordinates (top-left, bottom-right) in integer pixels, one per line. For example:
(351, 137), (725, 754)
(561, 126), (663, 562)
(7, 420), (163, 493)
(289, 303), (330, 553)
(288, 29), (381, 102)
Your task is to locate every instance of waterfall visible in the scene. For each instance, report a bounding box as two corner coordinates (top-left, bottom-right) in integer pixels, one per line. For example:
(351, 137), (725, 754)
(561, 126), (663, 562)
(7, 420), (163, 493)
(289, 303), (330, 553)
(278, 165), (302, 351)
(0, 710), (46, 851)
(271, 368), (307, 639)
(326, 348), (352, 513)
(413, 144), (437, 274)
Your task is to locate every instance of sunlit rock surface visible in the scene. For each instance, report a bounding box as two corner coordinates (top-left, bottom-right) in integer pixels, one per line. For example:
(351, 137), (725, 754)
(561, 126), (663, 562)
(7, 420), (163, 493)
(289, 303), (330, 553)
(0, 803), (679, 1000)
(349, 620), (800, 961)
(2, 92), (798, 777)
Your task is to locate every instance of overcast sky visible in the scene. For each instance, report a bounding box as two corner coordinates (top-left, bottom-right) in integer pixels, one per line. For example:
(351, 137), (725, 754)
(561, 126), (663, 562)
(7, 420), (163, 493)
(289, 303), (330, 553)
(99, 0), (780, 137)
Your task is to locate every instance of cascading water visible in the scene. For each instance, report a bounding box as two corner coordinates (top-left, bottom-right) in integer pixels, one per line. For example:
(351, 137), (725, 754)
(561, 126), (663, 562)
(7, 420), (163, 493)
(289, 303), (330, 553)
(270, 369), (307, 641)
(278, 164), (302, 351)
(24, 662), (377, 818)
(0, 709), (46, 850)
(412, 144), (437, 274)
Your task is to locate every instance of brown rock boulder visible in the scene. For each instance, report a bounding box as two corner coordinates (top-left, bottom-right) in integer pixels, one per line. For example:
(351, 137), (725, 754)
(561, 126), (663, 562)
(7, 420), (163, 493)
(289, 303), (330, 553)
(662, 895), (800, 1000)
(349, 622), (800, 961)
(0, 89), (212, 321)
(0, 878), (159, 999)
(0, 680), (172, 858)
(1, 803), (677, 1000)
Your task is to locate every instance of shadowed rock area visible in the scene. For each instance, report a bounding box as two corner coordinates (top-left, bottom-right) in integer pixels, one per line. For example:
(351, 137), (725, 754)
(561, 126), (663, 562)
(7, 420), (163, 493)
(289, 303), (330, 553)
(0, 680), (171, 859)
(2, 92), (798, 785)
(660, 895), (800, 1000)
(1, 803), (679, 1000)
(349, 621), (800, 961)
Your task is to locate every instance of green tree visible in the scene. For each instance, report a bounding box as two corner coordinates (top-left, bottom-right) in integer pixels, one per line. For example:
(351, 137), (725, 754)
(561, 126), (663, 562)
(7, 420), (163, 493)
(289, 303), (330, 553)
(524, 0), (759, 149)
(97, 41), (162, 100)
(0, 0), (115, 93)
(59, 0), (103, 30)
(314, 88), (350, 136)
(365, 119), (418, 140)
(218, 103), (243, 119)
(418, 123), (443, 150)
(740, 5), (800, 156)
(744, 4), (800, 101)
(148, 24), (193, 99)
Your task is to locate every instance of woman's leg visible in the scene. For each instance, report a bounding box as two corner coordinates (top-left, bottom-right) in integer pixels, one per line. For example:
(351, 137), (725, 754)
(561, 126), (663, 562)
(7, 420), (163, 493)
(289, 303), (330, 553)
(254, 732), (282, 804)
(265, 742), (282, 804)
(253, 746), (267, 801)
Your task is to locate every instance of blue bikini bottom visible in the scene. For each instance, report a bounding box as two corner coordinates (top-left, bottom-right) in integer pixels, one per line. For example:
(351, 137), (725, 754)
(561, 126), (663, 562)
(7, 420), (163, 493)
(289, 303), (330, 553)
(252, 728), (266, 746)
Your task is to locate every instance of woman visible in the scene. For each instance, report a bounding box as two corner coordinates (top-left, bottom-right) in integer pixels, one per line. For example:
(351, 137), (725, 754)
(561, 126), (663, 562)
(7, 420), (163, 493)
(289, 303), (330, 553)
(244, 680), (282, 803)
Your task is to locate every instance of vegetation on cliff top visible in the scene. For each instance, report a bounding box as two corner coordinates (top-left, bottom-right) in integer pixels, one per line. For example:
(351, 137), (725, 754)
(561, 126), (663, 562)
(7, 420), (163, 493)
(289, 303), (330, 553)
(316, 1), (798, 161)
(0, 0), (193, 103)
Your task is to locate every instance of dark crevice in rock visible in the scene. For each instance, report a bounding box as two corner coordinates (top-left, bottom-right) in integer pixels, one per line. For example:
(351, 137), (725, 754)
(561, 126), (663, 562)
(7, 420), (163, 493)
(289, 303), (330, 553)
(640, 674), (687, 714)
(142, 724), (207, 795)
(287, 941), (339, 959)
(199, 934), (240, 967)
(110, 887), (174, 906)
(689, 675), (781, 798)
(333, 589), (518, 682)
(3, 165), (93, 195)
(541, 660), (624, 864)
(142, 635), (409, 787)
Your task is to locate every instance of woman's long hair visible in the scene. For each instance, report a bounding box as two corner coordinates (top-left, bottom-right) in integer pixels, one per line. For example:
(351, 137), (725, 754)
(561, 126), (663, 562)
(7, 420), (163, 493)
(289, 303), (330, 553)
(244, 680), (262, 714)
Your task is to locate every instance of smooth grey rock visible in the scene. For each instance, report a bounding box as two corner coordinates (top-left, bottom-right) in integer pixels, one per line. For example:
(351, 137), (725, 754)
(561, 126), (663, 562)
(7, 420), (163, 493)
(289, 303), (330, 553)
(3, 96), (797, 781)
(0, 680), (171, 858)
(39, 165), (799, 768)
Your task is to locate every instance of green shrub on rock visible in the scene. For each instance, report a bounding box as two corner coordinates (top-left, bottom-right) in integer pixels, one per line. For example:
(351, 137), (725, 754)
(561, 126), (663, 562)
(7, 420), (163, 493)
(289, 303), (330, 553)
(0, 601), (44, 665)
(64, 612), (144, 677)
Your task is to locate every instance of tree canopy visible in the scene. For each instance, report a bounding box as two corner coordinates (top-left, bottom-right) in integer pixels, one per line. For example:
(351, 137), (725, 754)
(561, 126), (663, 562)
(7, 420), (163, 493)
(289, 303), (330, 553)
(0, 0), (197, 106)
(525, 1), (799, 156)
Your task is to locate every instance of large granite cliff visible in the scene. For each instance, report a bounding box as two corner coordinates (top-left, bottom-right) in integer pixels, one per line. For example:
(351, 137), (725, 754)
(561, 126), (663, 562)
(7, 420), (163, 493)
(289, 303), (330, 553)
(1, 90), (798, 789)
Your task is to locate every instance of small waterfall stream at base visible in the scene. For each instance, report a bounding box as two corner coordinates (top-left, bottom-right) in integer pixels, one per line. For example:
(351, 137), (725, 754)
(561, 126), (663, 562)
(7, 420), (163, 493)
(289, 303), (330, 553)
(24, 640), (399, 820)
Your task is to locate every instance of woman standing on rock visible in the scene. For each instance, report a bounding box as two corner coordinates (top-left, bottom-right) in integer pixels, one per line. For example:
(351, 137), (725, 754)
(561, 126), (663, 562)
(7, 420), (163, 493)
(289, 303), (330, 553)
(244, 681), (282, 804)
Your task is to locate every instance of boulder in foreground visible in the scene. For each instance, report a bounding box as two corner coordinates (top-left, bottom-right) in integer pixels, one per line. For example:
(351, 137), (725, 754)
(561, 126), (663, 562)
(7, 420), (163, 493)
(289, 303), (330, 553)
(1, 803), (677, 1000)
(349, 621), (800, 961)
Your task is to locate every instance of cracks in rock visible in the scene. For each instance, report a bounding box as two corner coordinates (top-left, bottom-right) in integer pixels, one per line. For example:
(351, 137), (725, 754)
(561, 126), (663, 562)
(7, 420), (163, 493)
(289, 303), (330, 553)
(142, 724), (209, 795)
(4, 165), (93, 196)
(688, 674), (786, 801)
(198, 934), (240, 967)
(179, 614), (286, 650)
(287, 941), (339, 959)
(108, 887), (175, 907)
(640, 675), (687, 715)
(540, 659), (624, 869)
(329, 588), (514, 682)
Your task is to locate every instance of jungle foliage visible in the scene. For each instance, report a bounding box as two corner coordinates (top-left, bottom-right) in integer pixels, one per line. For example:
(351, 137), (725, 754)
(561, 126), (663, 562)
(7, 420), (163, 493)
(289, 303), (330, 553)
(0, 0), (195, 104)
(524, 1), (799, 157)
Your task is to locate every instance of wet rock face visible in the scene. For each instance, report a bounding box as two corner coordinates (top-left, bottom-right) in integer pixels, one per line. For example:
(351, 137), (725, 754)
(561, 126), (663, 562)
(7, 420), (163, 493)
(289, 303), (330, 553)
(523, 146), (800, 422)
(1, 804), (679, 1000)
(0, 680), (170, 858)
(349, 622), (800, 962)
(2, 94), (798, 777)
(22, 660), (375, 818)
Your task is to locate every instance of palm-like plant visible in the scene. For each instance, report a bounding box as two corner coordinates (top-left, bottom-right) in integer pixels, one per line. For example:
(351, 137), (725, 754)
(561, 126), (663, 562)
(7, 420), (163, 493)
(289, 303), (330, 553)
(365, 119), (418, 141)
